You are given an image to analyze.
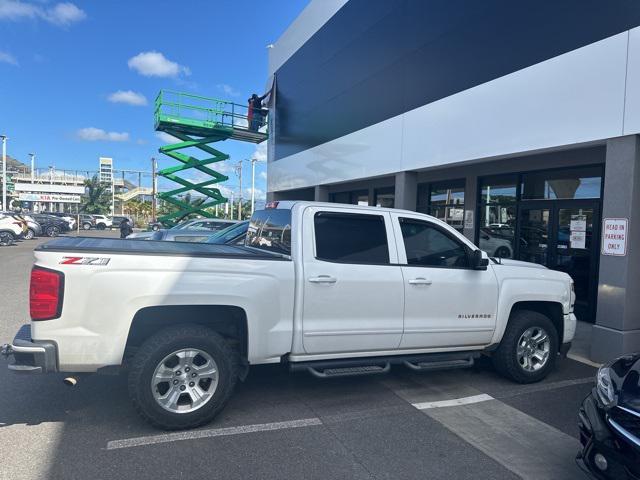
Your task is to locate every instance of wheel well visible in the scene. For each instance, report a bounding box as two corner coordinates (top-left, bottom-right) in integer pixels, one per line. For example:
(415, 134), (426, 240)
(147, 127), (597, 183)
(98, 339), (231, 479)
(510, 301), (564, 346)
(124, 305), (248, 361)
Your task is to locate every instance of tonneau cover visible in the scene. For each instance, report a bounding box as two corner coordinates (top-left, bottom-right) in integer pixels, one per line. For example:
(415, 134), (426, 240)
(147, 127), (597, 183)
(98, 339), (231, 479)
(36, 236), (287, 260)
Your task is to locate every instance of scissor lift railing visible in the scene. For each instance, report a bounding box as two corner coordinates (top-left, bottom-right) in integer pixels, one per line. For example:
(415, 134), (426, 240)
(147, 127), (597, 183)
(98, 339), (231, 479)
(154, 90), (267, 225)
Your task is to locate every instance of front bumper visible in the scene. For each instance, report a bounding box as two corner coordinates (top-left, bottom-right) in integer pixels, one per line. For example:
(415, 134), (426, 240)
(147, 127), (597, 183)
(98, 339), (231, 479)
(1, 324), (57, 374)
(577, 390), (640, 479)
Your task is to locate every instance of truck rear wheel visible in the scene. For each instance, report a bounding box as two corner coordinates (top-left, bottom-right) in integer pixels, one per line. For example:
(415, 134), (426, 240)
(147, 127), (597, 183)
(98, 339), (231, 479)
(128, 325), (239, 430)
(492, 310), (558, 384)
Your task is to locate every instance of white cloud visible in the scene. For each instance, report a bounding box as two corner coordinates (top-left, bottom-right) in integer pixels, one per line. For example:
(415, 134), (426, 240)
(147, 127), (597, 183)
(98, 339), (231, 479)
(252, 141), (267, 162)
(128, 51), (190, 78)
(108, 90), (148, 106)
(44, 2), (85, 25)
(0, 50), (17, 65)
(245, 187), (266, 200)
(259, 171), (267, 180)
(77, 127), (129, 142)
(0, 1), (86, 26)
(216, 83), (240, 97)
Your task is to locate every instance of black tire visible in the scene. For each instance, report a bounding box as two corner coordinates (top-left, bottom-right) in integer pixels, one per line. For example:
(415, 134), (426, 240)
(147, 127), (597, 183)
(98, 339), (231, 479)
(128, 325), (239, 430)
(492, 310), (558, 384)
(82, 222), (92, 230)
(24, 228), (35, 240)
(46, 226), (60, 237)
(152, 224), (160, 231)
(494, 246), (511, 259)
(97, 223), (106, 230)
(0, 231), (15, 246)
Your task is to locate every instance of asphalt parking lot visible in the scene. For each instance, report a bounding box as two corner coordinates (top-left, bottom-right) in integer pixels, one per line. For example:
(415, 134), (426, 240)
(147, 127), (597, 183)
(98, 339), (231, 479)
(0, 232), (596, 480)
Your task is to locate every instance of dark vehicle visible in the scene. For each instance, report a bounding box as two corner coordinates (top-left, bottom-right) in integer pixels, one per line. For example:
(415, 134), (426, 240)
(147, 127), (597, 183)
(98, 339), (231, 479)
(31, 214), (69, 237)
(79, 214), (96, 230)
(112, 216), (132, 229)
(207, 220), (249, 245)
(577, 353), (640, 479)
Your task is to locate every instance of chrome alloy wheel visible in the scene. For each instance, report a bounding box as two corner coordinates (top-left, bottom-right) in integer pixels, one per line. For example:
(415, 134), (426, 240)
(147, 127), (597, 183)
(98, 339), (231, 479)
(517, 327), (551, 372)
(151, 349), (219, 414)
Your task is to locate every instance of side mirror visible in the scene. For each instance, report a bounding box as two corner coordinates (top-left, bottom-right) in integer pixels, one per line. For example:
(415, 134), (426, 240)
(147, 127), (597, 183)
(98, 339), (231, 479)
(470, 249), (489, 270)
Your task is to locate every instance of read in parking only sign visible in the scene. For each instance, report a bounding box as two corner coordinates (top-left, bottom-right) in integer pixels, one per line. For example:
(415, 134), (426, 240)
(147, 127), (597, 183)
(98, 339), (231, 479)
(602, 218), (628, 256)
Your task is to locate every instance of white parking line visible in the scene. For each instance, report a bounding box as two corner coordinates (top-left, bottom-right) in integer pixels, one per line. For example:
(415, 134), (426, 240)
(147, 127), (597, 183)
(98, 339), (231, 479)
(567, 353), (602, 368)
(411, 393), (494, 410)
(106, 418), (322, 450)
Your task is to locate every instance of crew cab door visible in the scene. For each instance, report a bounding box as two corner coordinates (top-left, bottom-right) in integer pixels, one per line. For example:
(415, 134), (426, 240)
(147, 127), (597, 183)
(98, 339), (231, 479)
(301, 206), (404, 354)
(391, 213), (498, 349)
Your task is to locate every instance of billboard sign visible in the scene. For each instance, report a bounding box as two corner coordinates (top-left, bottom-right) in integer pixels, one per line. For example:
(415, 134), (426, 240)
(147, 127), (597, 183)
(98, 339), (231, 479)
(17, 193), (81, 203)
(14, 183), (85, 194)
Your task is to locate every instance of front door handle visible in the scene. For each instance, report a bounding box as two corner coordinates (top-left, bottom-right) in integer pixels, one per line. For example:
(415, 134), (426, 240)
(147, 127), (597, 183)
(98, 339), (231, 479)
(308, 275), (337, 284)
(408, 278), (432, 285)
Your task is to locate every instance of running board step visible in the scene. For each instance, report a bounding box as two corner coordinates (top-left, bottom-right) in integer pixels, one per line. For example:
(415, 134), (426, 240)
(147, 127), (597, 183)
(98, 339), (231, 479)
(403, 356), (475, 372)
(307, 364), (390, 378)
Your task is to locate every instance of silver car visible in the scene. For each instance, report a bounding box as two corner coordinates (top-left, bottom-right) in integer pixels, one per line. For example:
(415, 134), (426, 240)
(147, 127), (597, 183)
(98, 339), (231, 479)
(127, 229), (218, 243)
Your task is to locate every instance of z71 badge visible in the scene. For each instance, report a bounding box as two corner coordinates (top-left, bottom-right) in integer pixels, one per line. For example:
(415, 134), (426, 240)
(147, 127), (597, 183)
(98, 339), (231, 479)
(60, 256), (111, 266)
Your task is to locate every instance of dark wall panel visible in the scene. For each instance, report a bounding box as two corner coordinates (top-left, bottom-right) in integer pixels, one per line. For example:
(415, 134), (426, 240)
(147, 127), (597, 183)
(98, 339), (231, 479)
(274, 0), (640, 160)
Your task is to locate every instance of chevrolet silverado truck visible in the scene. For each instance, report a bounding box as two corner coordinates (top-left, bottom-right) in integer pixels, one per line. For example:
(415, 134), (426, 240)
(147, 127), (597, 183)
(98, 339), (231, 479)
(2, 201), (576, 430)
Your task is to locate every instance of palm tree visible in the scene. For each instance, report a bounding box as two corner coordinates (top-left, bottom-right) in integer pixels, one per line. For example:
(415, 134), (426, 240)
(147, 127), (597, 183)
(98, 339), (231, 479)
(81, 175), (111, 214)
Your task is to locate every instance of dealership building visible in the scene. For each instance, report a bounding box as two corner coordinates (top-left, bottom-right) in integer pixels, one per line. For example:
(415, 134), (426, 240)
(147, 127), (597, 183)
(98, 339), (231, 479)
(266, 0), (640, 360)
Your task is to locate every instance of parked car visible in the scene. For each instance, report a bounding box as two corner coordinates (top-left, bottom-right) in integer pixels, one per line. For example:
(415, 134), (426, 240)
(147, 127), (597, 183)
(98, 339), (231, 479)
(31, 214), (69, 237)
(92, 215), (112, 230)
(577, 352), (640, 479)
(0, 214), (25, 245)
(21, 215), (42, 239)
(129, 229), (221, 243)
(47, 212), (77, 230)
(111, 216), (133, 229)
(79, 214), (96, 230)
(2, 201), (576, 430)
(206, 220), (249, 245)
(172, 218), (238, 231)
(479, 227), (514, 258)
(0, 212), (29, 239)
(140, 218), (237, 236)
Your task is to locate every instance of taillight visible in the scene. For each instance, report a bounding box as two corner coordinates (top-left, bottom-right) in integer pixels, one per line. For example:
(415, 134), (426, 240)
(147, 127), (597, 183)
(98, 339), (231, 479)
(30, 267), (64, 321)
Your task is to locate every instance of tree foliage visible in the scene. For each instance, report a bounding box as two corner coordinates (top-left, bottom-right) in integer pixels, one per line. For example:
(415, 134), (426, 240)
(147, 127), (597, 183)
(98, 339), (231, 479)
(80, 175), (111, 214)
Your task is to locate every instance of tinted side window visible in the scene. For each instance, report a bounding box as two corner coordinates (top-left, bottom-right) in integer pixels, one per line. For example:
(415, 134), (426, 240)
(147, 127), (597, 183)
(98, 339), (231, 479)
(400, 218), (469, 268)
(314, 212), (389, 264)
(246, 209), (292, 255)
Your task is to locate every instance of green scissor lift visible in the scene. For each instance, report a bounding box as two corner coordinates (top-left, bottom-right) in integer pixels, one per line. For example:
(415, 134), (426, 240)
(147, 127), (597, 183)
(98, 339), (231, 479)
(154, 89), (267, 226)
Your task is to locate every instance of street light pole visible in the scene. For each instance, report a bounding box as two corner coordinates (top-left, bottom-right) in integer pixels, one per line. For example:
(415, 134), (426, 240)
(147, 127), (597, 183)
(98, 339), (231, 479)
(151, 157), (157, 222)
(235, 161), (243, 220)
(250, 157), (257, 214)
(1, 135), (6, 212)
(29, 152), (35, 183)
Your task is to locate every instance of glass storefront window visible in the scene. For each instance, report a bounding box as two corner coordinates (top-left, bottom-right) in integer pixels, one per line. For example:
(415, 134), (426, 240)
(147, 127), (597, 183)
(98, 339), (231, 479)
(521, 167), (602, 200)
(374, 187), (395, 208)
(478, 204), (516, 258)
(481, 176), (517, 203)
(417, 180), (465, 231)
(330, 190), (369, 206)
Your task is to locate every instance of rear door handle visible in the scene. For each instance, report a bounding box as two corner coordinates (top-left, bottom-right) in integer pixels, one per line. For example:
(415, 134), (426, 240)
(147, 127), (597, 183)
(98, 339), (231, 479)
(408, 278), (432, 285)
(308, 275), (337, 284)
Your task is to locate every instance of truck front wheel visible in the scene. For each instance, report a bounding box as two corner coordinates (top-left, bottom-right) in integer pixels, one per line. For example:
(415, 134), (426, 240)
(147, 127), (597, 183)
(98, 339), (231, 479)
(128, 325), (239, 430)
(492, 310), (558, 384)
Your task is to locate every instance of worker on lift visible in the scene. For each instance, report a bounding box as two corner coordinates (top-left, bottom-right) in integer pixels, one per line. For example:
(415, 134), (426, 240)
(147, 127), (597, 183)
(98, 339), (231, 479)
(247, 92), (268, 131)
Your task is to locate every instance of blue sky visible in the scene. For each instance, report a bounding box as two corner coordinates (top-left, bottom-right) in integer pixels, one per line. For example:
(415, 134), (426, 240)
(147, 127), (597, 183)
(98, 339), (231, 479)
(0, 0), (308, 199)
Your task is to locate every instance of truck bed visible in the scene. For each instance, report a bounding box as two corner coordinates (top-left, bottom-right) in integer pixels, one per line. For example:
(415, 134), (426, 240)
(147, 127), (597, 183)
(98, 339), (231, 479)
(36, 236), (288, 260)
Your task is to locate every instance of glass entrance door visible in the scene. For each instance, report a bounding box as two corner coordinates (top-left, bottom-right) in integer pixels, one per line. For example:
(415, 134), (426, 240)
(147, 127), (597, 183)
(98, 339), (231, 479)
(553, 202), (599, 323)
(517, 201), (600, 322)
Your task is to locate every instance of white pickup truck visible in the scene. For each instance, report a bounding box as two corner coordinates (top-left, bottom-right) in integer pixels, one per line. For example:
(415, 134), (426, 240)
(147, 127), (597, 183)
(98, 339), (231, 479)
(2, 201), (576, 430)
